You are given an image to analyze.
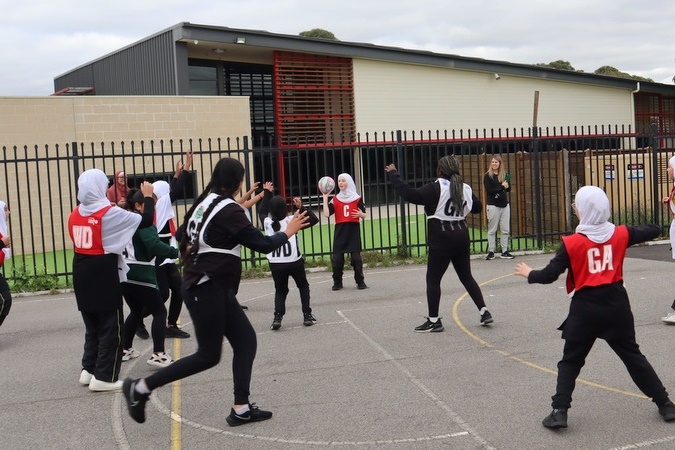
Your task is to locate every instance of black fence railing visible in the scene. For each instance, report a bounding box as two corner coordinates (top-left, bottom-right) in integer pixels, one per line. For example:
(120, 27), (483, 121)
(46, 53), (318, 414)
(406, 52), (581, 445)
(1, 125), (673, 289)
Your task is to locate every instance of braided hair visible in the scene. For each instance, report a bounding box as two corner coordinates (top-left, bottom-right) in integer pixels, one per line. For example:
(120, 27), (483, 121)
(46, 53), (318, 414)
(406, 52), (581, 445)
(179, 158), (246, 266)
(436, 155), (464, 212)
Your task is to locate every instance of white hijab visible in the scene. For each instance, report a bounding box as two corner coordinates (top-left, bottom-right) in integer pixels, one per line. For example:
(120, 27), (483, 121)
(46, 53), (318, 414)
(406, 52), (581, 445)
(335, 173), (360, 204)
(152, 180), (178, 265)
(0, 200), (10, 259)
(574, 185), (615, 244)
(76, 168), (141, 256)
(152, 180), (174, 233)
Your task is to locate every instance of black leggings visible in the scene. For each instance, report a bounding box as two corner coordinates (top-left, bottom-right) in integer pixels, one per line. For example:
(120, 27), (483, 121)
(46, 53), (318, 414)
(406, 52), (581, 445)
(122, 283), (167, 353)
(425, 224), (486, 317)
(156, 262), (183, 326)
(271, 262), (311, 316)
(332, 251), (364, 284)
(552, 337), (669, 409)
(144, 281), (257, 405)
(0, 275), (11, 327)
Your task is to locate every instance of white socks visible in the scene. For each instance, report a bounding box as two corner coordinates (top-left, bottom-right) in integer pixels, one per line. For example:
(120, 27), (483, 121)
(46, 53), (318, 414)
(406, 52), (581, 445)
(135, 379), (151, 394)
(234, 404), (250, 414)
(428, 317), (439, 323)
(479, 307), (488, 315)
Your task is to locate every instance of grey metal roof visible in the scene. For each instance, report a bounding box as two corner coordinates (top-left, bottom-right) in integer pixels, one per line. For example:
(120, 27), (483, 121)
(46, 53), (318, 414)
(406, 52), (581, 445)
(57, 22), (675, 95)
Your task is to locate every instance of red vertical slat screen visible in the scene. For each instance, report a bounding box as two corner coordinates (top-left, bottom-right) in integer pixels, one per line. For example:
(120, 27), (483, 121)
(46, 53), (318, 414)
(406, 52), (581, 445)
(273, 51), (355, 148)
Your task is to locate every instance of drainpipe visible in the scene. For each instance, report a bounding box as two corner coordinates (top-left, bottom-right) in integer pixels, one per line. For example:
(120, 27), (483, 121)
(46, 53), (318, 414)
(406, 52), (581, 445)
(630, 81), (640, 130)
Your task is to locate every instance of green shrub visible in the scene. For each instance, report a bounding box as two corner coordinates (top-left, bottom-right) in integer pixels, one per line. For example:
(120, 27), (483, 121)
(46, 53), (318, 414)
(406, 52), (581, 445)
(9, 265), (62, 293)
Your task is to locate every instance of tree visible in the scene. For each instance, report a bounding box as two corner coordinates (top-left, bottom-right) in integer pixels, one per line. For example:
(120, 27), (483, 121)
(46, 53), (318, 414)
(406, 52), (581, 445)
(536, 60), (578, 71)
(594, 66), (653, 82)
(299, 28), (338, 40)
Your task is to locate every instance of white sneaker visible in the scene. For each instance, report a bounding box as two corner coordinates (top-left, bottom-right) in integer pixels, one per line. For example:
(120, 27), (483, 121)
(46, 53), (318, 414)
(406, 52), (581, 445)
(147, 352), (173, 368)
(88, 376), (123, 392)
(122, 348), (140, 362)
(662, 311), (675, 324)
(79, 369), (93, 386)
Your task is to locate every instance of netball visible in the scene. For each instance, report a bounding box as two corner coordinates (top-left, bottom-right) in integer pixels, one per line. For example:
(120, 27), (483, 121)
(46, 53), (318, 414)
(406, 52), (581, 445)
(317, 176), (335, 194)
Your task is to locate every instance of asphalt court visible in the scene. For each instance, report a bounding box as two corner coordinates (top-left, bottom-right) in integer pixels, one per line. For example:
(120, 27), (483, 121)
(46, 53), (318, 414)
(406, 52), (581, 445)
(2, 243), (675, 449)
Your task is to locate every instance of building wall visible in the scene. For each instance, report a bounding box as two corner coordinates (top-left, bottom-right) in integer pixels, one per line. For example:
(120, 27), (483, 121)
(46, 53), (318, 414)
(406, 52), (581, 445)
(352, 59), (635, 135)
(0, 95), (251, 256)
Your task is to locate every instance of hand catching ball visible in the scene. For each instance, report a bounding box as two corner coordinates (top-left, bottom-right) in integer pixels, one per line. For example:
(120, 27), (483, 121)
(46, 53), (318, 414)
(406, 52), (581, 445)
(317, 176), (335, 194)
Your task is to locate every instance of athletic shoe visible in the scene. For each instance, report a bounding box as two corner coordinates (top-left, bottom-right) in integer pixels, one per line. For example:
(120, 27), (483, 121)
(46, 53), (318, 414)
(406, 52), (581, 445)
(661, 311), (675, 324)
(659, 401), (675, 422)
(542, 409), (568, 428)
(270, 314), (282, 331)
(241, 305), (249, 311)
(480, 310), (494, 326)
(135, 323), (150, 340)
(88, 376), (123, 392)
(500, 251), (515, 259)
(485, 252), (495, 260)
(79, 369), (93, 386)
(122, 348), (140, 362)
(332, 282), (343, 291)
(357, 282), (368, 290)
(226, 403), (273, 427)
(414, 318), (444, 333)
(303, 313), (317, 327)
(165, 326), (190, 339)
(147, 352), (173, 368)
(123, 378), (150, 424)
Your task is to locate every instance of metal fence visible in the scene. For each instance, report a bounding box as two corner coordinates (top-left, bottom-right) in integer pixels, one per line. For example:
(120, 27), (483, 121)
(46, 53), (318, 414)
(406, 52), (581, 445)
(1, 125), (673, 289)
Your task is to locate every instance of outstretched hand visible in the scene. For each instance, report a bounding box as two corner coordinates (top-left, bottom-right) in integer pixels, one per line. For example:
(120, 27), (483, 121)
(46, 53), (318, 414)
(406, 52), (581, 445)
(139, 181), (154, 198)
(384, 163), (397, 173)
(514, 262), (532, 278)
(284, 209), (310, 236)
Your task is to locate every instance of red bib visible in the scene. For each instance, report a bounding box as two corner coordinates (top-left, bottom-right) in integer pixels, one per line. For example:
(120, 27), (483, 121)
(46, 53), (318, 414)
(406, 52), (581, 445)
(333, 197), (361, 224)
(68, 205), (112, 255)
(563, 225), (628, 294)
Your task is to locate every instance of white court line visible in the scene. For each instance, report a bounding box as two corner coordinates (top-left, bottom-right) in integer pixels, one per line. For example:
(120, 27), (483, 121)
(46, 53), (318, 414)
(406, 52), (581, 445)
(336, 310), (494, 450)
(607, 434), (675, 449)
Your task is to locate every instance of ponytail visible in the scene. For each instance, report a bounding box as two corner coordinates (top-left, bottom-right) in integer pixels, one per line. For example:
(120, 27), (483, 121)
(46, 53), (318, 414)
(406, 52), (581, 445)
(437, 155), (464, 212)
(268, 196), (288, 233)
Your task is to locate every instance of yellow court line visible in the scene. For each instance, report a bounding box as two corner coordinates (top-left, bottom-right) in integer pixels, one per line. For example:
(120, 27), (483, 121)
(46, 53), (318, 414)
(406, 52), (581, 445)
(452, 272), (647, 400)
(171, 336), (182, 449)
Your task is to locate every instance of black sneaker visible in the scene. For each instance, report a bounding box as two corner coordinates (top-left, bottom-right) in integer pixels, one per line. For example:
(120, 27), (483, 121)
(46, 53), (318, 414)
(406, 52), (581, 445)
(303, 313), (317, 326)
(659, 401), (675, 422)
(542, 408), (568, 429)
(226, 403), (273, 427)
(122, 378), (150, 424)
(485, 252), (495, 260)
(357, 282), (368, 290)
(135, 323), (150, 340)
(270, 315), (282, 331)
(332, 283), (343, 291)
(480, 310), (494, 326)
(414, 318), (444, 333)
(500, 251), (515, 259)
(165, 326), (190, 339)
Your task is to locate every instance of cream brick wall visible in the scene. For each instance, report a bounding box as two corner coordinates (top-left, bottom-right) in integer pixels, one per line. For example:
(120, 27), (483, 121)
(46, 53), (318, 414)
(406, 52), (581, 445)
(352, 59), (634, 135)
(0, 96), (251, 258)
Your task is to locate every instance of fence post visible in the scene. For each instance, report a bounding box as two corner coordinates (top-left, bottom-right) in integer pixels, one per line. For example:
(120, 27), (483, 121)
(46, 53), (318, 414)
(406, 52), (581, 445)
(532, 128), (543, 248)
(242, 135), (257, 268)
(650, 123), (660, 225)
(396, 130), (408, 254)
(71, 141), (80, 197)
